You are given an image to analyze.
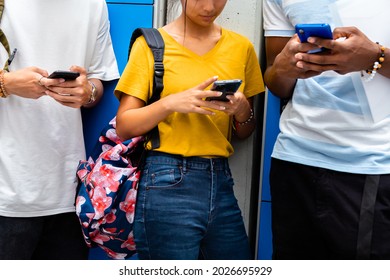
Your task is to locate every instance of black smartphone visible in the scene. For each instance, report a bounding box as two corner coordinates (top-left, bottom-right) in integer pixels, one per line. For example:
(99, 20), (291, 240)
(48, 70), (80, 80)
(206, 79), (242, 102)
(295, 23), (333, 53)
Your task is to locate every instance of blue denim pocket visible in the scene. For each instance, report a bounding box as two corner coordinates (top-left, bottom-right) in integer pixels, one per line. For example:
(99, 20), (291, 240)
(134, 152), (250, 260)
(143, 163), (183, 189)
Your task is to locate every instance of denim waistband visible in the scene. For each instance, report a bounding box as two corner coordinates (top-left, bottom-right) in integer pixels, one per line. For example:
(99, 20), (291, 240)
(144, 151), (229, 171)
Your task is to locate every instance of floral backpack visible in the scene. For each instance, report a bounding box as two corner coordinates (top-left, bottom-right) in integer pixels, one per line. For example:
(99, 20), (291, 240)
(75, 28), (164, 259)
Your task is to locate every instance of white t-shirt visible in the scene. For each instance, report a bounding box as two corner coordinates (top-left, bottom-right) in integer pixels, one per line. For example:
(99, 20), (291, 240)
(0, 0), (119, 217)
(263, 0), (390, 174)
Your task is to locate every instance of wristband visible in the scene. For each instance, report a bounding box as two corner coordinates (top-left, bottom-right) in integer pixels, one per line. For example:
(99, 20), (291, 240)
(234, 108), (254, 126)
(361, 43), (385, 82)
(87, 81), (97, 104)
(0, 70), (9, 98)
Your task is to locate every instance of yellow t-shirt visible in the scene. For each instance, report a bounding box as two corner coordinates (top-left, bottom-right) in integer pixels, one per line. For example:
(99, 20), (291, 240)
(115, 28), (264, 158)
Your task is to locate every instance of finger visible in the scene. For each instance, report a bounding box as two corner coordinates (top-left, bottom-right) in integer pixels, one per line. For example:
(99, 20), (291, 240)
(295, 52), (331, 65)
(199, 97), (228, 111)
(31, 67), (49, 77)
(51, 79), (79, 89)
(39, 77), (65, 87)
(38, 76), (45, 87)
(296, 59), (336, 73)
(307, 37), (335, 51)
(332, 26), (358, 39)
(292, 33), (301, 42)
(45, 88), (71, 97)
(225, 93), (238, 102)
(47, 91), (81, 108)
(202, 90), (226, 102)
(194, 76), (219, 90)
(194, 106), (218, 115)
(69, 65), (87, 76)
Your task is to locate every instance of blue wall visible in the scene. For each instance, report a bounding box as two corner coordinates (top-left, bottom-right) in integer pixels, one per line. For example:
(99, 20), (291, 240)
(257, 91), (281, 260)
(82, 0), (154, 157)
(82, 0), (154, 260)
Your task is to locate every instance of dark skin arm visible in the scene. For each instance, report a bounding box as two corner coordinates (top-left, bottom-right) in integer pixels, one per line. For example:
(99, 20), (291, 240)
(264, 34), (323, 99)
(264, 35), (301, 99)
(264, 26), (389, 99)
(296, 26), (390, 78)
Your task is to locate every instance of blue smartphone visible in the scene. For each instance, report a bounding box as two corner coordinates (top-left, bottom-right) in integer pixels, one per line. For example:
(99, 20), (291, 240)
(295, 23), (333, 53)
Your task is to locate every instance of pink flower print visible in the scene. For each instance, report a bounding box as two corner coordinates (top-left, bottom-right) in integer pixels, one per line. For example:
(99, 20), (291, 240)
(119, 188), (137, 223)
(90, 185), (112, 220)
(91, 229), (111, 245)
(128, 169), (140, 182)
(121, 231), (136, 251)
(102, 246), (127, 260)
(106, 128), (122, 144)
(86, 213), (95, 224)
(99, 135), (108, 143)
(77, 169), (87, 180)
(90, 163), (125, 194)
(75, 196), (86, 215)
(82, 221), (90, 229)
(101, 144), (126, 161)
(109, 117), (117, 127)
(104, 210), (117, 224)
(100, 227), (123, 236)
(101, 143), (115, 153)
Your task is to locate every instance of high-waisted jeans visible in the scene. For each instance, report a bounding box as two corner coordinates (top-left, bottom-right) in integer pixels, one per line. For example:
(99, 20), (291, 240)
(133, 151), (251, 260)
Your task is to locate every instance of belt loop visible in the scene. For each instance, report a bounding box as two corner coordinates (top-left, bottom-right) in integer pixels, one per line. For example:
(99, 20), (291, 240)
(356, 174), (380, 259)
(182, 157), (187, 173)
(223, 158), (228, 170)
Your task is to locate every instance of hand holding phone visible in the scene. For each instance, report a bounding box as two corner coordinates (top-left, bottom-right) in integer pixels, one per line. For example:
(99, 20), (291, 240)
(206, 79), (242, 102)
(295, 23), (333, 53)
(48, 70), (80, 80)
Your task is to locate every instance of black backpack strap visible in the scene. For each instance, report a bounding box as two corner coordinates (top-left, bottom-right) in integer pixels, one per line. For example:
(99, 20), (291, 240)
(128, 27), (165, 149)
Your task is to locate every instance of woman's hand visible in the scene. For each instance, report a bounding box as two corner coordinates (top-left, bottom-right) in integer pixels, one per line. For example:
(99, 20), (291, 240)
(161, 76), (230, 115)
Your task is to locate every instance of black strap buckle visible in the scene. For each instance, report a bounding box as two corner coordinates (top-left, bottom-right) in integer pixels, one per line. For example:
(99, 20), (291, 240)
(154, 62), (164, 77)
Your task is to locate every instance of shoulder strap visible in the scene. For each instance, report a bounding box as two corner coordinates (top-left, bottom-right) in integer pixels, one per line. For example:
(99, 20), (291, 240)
(129, 27), (164, 104)
(0, 0), (16, 71)
(128, 27), (165, 149)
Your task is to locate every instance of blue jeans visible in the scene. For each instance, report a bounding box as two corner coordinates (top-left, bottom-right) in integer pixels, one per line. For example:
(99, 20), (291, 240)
(134, 151), (251, 260)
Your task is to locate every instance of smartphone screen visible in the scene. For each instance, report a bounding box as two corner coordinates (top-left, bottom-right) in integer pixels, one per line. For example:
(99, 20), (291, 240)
(206, 79), (242, 102)
(48, 70), (80, 80)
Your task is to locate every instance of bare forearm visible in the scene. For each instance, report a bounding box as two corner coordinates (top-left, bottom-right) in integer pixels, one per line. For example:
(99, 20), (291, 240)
(264, 64), (297, 99)
(233, 115), (256, 139)
(116, 98), (172, 141)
